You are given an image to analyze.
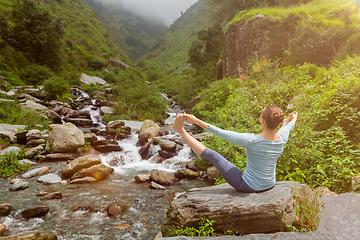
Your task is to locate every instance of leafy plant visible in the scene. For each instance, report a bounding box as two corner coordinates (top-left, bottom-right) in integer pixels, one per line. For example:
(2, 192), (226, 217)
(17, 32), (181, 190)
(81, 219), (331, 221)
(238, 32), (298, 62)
(82, 141), (91, 152)
(166, 218), (215, 237)
(43, 76), (70, 101)
(0, 150), (30, 178)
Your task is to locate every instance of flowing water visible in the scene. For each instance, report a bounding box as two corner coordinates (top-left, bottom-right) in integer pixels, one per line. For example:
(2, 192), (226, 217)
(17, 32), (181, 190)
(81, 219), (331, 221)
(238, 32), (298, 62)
(0, 93), (210, 239)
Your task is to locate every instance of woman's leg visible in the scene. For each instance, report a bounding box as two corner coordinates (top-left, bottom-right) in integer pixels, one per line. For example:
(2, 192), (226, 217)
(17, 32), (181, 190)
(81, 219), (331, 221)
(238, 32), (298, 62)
(173, 115), (256, 192)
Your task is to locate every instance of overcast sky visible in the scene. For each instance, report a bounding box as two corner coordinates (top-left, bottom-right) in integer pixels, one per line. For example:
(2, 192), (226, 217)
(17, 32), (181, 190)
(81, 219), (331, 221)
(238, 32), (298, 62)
(104, 0), (199, 25)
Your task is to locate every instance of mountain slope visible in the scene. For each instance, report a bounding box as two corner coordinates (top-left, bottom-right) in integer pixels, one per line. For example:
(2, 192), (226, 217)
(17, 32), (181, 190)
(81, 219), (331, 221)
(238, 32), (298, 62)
(142, 0), (210, 72)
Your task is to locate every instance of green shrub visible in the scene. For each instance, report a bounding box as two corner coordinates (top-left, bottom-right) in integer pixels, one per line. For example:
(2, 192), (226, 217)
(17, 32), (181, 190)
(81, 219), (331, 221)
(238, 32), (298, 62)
(88, 59), (105, 71)
(166, 218), (215, 237)
(43, 76), (70, 101)
(20, 64), (53, 86)
(0, 150), (30, 178)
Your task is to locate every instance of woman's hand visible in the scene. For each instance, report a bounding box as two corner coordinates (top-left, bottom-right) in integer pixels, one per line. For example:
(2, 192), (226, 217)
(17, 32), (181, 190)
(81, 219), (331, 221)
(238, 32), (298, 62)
(284, 111), (298, 124)
(183, 113), (209, 128)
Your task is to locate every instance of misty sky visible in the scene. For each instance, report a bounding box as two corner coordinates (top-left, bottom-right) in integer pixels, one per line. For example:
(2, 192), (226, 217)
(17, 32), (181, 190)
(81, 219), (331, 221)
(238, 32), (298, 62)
(106, 0), (199, 25)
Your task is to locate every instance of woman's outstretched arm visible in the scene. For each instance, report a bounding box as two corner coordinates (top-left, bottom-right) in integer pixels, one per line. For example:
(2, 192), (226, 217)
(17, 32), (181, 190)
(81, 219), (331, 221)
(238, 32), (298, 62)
(173, 114), (205, 156)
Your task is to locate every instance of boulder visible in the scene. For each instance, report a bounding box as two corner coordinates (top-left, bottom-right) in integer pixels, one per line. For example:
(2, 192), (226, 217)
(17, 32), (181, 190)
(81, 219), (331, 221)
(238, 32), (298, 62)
(66, 110), (91, 119)
(9, 181), (28, 191)
(26, 129), (41, 141)
(107, 120), (125, 130)
(80, 73), (107, 85)
(18, 159), (37, 165)
(20, 100), (48, 111)
(26, 139), (46, 148)
(161, 182), (316, 236)
(70, 164), (114, 181)
(100, 106), (113, 114)
(0, 231), (57, 240)
(91, 139), (122, 153)
(158, 149), (175, 159)
(21, 206), (50, 218)
(314, 186), (338, 197)
(108, 58), (130, 70)
(0, 202), (11, 216)
(62, 155), (102, 179)
(46, 109), (61, 123)
(135, 174), (151, 183)
(45, 123), (84, 153)
(139, 120), (161, 140)
(0, 146), (21, 155)
(24, 145), (44, 159)
(44, 153), (78, 161)
(41, 192), (62, 200)
(84, 133), (97, 142)
(64, 118), (93, 127)
(139, 142), (152, 159)
(38, 173), (62, 185)
(106, 200), (129, 217)
(151, 155), (166, 164)
(207, 166), (219, 182)
(150, 169), (178, 186)
(174, 169), (199, 180)
(159, 139), (177, 153)
(21, 167), (50, 179)
(0, 224), (5, 236)
(349, 175), (360, 191)
(69, 177), (98, 184)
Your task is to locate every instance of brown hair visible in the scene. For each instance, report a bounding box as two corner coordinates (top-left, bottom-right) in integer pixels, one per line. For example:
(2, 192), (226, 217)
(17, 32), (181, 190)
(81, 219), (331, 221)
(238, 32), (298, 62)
(261, 105), (284, 129)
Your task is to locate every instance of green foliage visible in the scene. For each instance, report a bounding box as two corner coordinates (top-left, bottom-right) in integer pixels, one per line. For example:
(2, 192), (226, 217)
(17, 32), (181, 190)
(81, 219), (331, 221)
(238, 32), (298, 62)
(82, 141), (91, 152)
(166, 218), (215, 237)
(286, 194), (323, 232)
(0, 150), (30, 178)
(43, 76), (70, 101)
(88, 59), (105, 71)
(192, 56), (360, 193)
(20, 64), (53, 86)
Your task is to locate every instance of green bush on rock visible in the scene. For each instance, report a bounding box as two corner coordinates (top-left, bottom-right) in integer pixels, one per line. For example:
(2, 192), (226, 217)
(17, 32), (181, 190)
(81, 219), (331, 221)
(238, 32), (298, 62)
(0, 150), (30, 178)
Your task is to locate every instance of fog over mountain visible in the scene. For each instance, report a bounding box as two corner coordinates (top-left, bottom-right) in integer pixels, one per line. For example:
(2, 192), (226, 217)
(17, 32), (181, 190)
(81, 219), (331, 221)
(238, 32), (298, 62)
(103, 0), (199, 25)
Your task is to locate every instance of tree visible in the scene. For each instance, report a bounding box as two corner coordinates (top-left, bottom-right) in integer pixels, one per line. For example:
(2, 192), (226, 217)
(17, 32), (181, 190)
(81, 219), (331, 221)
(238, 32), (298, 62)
(10, 0), (64, 69)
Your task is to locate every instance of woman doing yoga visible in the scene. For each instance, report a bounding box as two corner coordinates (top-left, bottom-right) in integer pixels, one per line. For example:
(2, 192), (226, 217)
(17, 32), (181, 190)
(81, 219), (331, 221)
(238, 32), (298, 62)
(172, 105), (297, 193)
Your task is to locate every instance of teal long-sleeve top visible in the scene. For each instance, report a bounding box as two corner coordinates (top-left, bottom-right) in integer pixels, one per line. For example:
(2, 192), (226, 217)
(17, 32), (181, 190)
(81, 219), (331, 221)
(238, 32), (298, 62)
(204, 122), (295, 191)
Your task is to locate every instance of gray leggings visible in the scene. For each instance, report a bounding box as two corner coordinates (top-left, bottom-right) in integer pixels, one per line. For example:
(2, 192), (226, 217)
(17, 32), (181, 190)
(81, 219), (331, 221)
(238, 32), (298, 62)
(200, 147), (257, 193)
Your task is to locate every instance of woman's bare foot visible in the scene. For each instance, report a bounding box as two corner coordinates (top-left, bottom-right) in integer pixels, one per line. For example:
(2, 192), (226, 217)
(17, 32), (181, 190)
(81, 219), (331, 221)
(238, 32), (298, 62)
(173, 114), (186, 133)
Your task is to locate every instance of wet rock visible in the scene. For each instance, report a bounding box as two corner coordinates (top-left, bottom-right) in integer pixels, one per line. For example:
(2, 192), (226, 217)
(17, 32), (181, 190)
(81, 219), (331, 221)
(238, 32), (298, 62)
(0, 146), (22, 155)
(349, 175), (360, 191)
(26, 138), (46, 148)
(41, 192), (62, 200)
(116, 132), (130, 140)
(0, 224), (5, 236)
(108, 156), (124, 166)
(106, 200), (129, 217)
(150, 181), (166, 190)
(56, 106), (72, 116)
(91, 139), (122, 152)
(62, 155), (102, 179)
(139, 120), (161, 140)
(24, 145), (44, 159)
(70, 164), (114, 181)
(159, 139), (177, 153)
(207, 166), (219, 183)
(161, 182), (316, 236)
(150, 169), (178, 186)
(66, 110), (91, 119)
(84, 133), (97, 142)
(0, 231), (57, 240)
(38, 173), (62, 185)
(135, 174), (151, 183)
(21, 206), (50, 218)
(20, 100), (48, 111)
(21, 166), (50, 179)
(314, 186), (338, 197)
(26, 129), (41, 141)
(64, 118), (93, 127)
(44, 153), (78, 161)
(174, 169), (199, 180)
(18, 159), (37, 165)
(150, 155), (166, 164)
(46, 109), (61, 123)
(0, 202), (11, 216)
(186, 160), (200, 172)
(139, 142), (152, 159)
(158, 149), (175, 159)
(107, 120), (125, 130)
(69, 177), (98, 184)
(10, 179), (22, 184)
(45, 123), (84, 153)
(136, 135), (148, 147)
(10, 181), (28, 191)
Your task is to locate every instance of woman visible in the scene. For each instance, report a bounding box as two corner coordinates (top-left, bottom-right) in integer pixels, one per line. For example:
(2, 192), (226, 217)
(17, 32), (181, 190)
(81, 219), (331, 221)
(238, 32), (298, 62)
(172, 105), (297, 193)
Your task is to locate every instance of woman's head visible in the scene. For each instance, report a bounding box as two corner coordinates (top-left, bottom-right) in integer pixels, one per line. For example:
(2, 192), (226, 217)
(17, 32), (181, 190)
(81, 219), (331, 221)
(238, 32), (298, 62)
(260, 105), (284, 129)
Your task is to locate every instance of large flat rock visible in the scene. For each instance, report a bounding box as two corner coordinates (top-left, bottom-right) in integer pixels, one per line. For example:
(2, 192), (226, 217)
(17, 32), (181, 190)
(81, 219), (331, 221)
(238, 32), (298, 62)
(158, 192), (360, 240)
(161, 182), (315, 236)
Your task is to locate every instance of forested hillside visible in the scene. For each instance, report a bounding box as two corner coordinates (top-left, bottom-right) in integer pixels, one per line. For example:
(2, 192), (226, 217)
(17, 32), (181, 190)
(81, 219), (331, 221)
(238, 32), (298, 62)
(80, 0), (167, 62)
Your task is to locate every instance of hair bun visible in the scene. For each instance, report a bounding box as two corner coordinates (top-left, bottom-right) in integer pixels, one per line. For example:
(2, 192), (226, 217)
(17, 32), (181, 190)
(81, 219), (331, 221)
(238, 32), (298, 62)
(271, 110), (284, 124)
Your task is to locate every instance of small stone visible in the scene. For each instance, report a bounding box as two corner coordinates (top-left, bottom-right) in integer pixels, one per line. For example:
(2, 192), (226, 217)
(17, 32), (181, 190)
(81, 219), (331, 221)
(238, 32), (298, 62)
(38, 173), (62, 185)
(135, 174), (151, 183)
(174, 169), (199, 180)
(207, 166), (219, 183)
(10, 179), (22, 184)
(21, 205), (50, 218)
(106, 201), (129, 217)
(18, 159), (37, 165)
(150, 181), (166, 190)
(41, 192), (62, 200)
(0, 224), (6, 236)
(21, 166), (50, 179)
(69, 177), (97, 184)
(10, 181), (28, 191)
(61, 180), (68, 185)
(0, 202), (11, 216)
(314, 186), (338, 197)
